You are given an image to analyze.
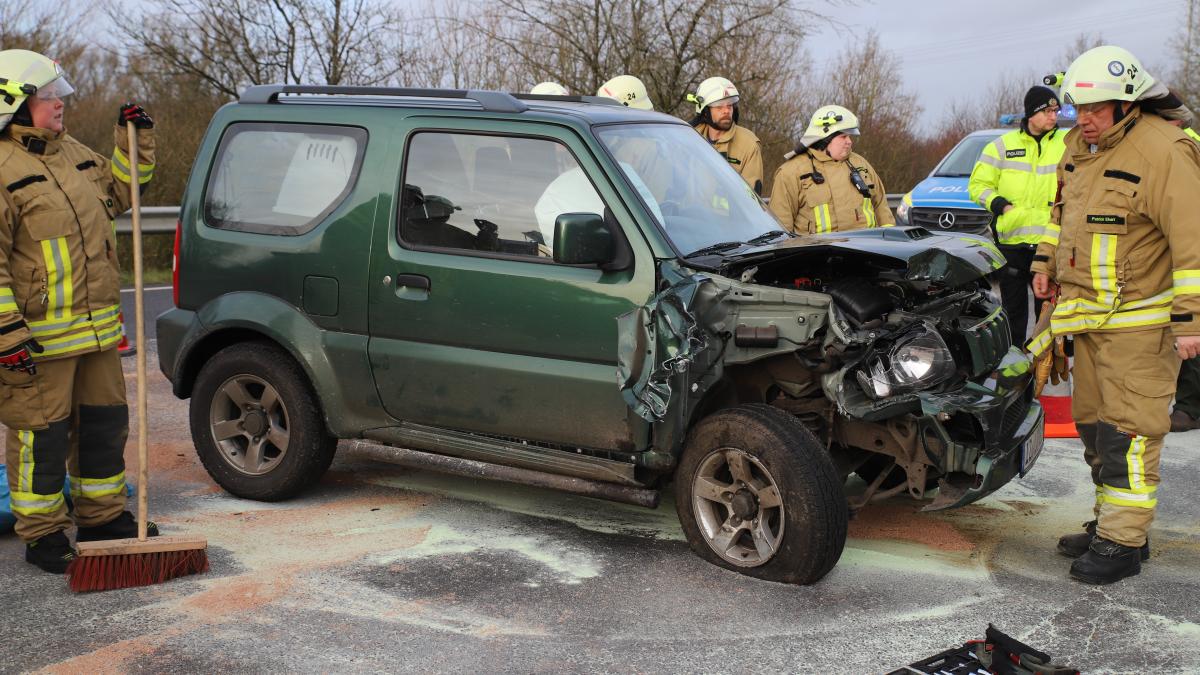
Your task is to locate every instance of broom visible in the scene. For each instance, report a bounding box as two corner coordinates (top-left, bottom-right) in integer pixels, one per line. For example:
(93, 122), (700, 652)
(66, 117), (209, 592)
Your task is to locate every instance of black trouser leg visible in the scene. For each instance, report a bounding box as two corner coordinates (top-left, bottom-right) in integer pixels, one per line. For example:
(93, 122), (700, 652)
(1174, 357), (1200, 419)
(997, 245), (1041, 346)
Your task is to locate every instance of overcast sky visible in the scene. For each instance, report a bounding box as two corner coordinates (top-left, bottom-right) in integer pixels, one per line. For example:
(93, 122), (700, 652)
(808, 0), (1182, 113)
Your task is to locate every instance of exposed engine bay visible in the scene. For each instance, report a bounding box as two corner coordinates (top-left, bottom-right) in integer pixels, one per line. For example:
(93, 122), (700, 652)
(619, 227), (1040, 511)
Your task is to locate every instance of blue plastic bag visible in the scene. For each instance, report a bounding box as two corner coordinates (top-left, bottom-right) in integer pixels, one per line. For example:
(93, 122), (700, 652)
(0, 465), (14, 533)
(1, 464), (135, 535)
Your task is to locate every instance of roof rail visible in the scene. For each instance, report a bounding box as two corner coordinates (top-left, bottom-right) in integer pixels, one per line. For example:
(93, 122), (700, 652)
(239, 84), (529, 113)
(512, 93), (623, 107)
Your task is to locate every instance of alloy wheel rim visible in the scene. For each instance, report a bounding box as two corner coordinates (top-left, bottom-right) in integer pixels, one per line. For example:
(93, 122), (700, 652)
(208, 374), (290, 476)
(692, 447), (785, 567)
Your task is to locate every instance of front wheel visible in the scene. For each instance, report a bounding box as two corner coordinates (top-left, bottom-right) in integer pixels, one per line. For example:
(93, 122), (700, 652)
(675, 404), (848, 584)
(190, 341), (337, 501)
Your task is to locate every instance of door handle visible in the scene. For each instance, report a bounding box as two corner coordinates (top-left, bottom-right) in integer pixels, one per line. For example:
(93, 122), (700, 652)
(390, 273), (430, 301)
(394, 274), (431, 291)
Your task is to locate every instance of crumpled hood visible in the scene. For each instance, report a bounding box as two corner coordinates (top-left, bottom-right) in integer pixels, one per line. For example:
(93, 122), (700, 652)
(726, 226), (1005, 289)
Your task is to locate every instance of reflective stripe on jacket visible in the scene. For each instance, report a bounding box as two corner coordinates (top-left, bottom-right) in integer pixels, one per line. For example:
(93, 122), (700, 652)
(767, 149), (894, 234)
(1030, 108), (1200, 337)
(0, 124), (156, 359)
(695, 122), (764, 195)
(967, 127), (1065, 246)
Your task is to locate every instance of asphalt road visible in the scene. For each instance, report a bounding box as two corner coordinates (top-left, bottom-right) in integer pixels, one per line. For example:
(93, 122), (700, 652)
(2, 340), (1198, 673)
(119, 286), (173, 345)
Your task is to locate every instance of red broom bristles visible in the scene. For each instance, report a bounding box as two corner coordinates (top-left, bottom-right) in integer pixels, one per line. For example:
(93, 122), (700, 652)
(66, 549), (209, 593)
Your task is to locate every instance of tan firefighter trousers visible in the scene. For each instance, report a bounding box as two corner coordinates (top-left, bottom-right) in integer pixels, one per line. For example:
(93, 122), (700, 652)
(2, 347), (128, 542)
(1071, 328), (1180, 548)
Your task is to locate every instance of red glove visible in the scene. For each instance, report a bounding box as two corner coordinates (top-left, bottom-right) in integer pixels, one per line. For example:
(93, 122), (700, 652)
(118, 102), (154, 129)
(0, 338), (43, 375)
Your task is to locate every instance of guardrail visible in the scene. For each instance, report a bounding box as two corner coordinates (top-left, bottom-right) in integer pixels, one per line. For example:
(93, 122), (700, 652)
(121, 197), (906, 234)
(115, 206), (179, 234)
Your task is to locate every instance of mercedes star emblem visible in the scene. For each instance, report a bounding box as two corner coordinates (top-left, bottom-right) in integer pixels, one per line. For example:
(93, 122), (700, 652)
(937, 211), (956, 229)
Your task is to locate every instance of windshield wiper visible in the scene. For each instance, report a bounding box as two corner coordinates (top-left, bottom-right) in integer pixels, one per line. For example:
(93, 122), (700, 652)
(685, 240), (745, 258)
(936, 172), (972, 177)
(746, 230), (789, 245)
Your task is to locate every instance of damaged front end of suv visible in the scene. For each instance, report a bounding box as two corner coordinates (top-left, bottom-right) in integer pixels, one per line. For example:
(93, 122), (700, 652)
(620, 226), (1045, 512)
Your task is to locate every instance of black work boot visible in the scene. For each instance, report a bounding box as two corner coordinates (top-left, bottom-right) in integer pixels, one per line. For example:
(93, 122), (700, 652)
(1069, 537), (1142, 584)
(1057, 520), (1149, 561)
(75, 511), (159, 542)
(25, 531), (77, 574)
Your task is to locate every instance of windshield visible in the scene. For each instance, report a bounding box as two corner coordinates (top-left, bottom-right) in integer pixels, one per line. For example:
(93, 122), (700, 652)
(596, 124), (783, 256)
(934, 132), (1002, 177)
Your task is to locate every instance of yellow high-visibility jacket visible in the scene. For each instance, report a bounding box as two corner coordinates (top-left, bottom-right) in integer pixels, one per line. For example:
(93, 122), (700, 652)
(694, 122), (764, 195)
(768, 149), (894, 234)
(0, 124), (156, 360)
(968, 127), (1066, 245)
(1030, 108), (1200, 337)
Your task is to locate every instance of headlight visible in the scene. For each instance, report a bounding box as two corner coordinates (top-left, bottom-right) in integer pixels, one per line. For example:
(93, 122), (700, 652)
(857, 330), (956, 399)
(891, 331), (956, 388)
(896, 193), (912, 224)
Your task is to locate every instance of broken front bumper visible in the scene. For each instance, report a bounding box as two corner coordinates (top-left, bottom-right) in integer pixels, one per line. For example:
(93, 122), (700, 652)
(918, 348), (1045, 510)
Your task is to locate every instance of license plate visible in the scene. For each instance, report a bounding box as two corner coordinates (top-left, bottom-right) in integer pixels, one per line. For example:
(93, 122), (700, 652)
(1020, 419), (1046, 476)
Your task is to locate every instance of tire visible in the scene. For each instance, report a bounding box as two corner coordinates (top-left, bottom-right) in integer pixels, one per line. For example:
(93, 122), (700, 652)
(189, 341), (337, 501)
(674, 403), (848, 584)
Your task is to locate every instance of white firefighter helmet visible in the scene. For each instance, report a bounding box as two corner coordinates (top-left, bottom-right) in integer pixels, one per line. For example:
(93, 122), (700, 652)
(1060, 45), (1155, 106)
(530, 81), (568, 96)
(0, 49), (74, 129)
(687, 76), (739, 113)
(799, 105), (859, 149)
(596, 75), (653, 110)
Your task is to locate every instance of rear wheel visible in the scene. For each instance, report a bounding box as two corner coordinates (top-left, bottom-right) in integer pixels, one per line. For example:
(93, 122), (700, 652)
(190, 341), (336, 501)
(675, 404), (848, 584)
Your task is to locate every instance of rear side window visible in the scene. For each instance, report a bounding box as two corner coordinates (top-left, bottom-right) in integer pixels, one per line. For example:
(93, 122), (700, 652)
(204, 123), (367, 235)
(399, 131), (603, 260)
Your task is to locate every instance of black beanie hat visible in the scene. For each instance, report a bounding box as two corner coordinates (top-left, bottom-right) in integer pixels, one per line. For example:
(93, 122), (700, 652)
(1024, 85), (1059, 118)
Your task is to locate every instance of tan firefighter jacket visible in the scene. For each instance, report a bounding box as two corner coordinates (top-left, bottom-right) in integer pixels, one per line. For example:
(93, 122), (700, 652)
(768, 148), (894, 234)
(0, 123), (156, 360)
(1031, 107), (1200, 338)
(694, 122), (764, 195)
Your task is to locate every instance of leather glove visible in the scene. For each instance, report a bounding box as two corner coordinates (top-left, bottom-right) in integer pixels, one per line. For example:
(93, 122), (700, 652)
(0, 338), (43, 376)
(1049, 336), (1071, 386)
(118, 102), (154, 129)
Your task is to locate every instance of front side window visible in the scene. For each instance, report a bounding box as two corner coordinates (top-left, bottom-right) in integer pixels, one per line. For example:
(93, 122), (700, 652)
(204, 123), (366, 235)
(400, 132), (603, 259)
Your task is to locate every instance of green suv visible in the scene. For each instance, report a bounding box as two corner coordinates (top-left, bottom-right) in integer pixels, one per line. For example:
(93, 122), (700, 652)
(158, 85), (1044, 584)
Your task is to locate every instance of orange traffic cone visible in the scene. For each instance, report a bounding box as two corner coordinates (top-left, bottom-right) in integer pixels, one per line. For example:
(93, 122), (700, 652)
(1038, 343), (1077, 438)
(118, 311), (136, 357)
(1039, 391), (1078, 438)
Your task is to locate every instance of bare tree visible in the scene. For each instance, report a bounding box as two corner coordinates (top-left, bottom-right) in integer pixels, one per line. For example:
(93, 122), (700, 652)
(804, 31), (924, 194)
(112, 0), (411, 99)
(460, 0), (828, 115)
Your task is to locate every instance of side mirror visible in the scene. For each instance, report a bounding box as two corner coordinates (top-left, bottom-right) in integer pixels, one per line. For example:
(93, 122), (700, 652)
(553, 212), (614, 265)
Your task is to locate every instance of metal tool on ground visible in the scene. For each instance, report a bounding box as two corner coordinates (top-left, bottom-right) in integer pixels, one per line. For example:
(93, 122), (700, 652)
(66, 122), (208, 592)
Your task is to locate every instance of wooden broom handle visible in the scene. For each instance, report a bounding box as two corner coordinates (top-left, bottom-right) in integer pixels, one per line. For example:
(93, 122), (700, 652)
(127, 123), (149, 542)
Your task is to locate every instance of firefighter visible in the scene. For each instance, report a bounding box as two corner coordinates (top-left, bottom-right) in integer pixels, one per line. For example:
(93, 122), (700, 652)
(687, 77), (764, 195)
(0, 49), (159, 573)
(1149, 96), (1200, 432)
(530, 82), (568, 96)
(1031, 46), (1200, 584)
(968, 85), (1066, 345)
(596, 75), (653, 110)
(768, 105), (894, 234)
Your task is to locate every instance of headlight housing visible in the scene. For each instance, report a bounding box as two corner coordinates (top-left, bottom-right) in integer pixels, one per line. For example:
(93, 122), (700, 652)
(895, 192), (913, 225)
(856, 329), (956, 399)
